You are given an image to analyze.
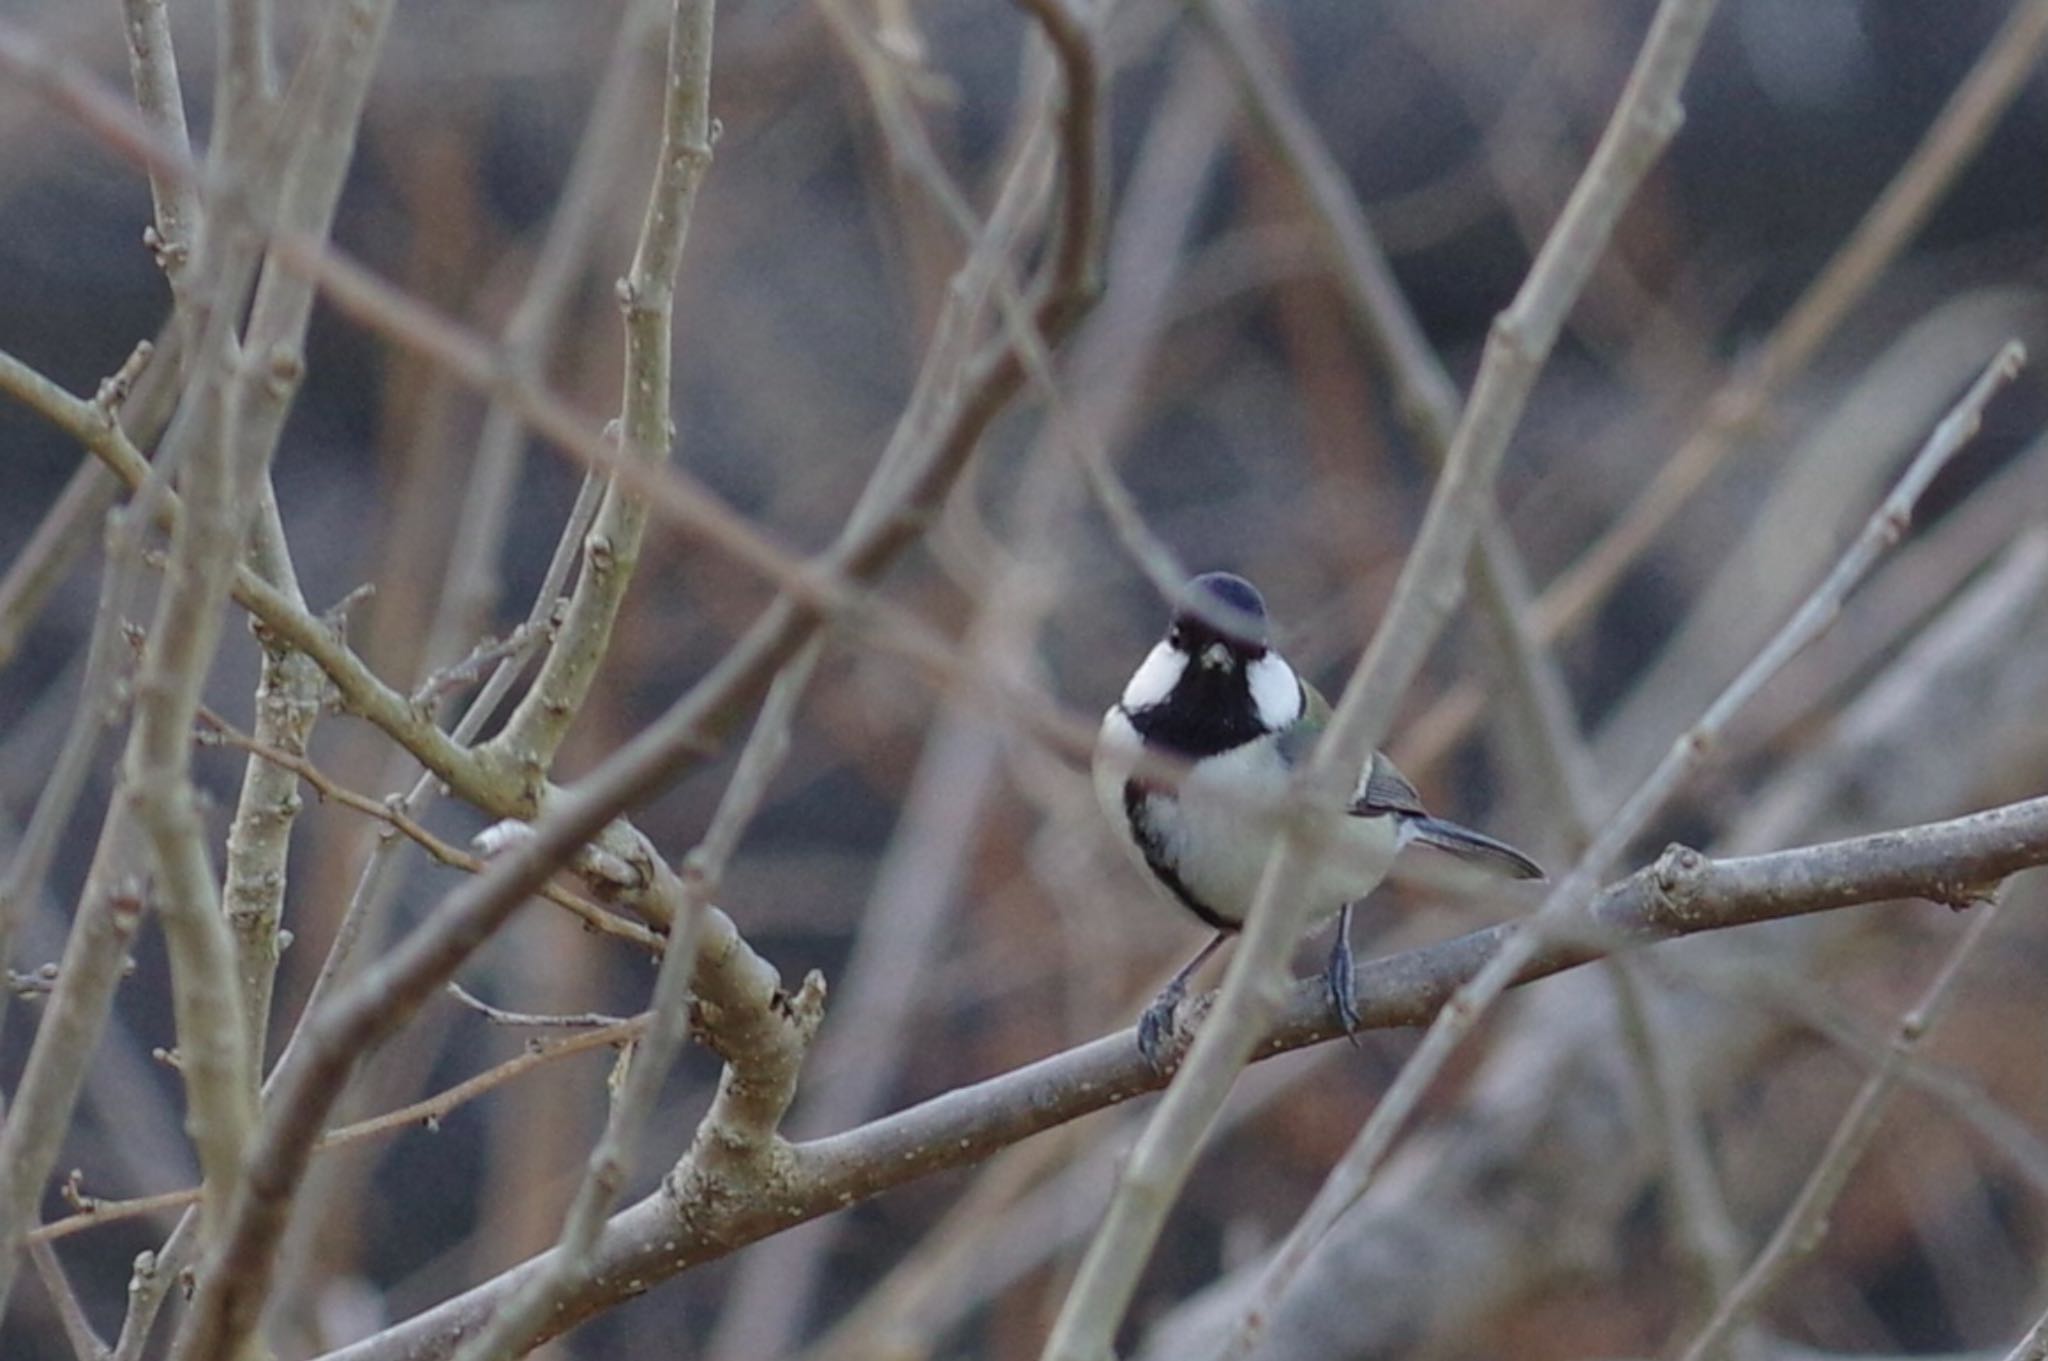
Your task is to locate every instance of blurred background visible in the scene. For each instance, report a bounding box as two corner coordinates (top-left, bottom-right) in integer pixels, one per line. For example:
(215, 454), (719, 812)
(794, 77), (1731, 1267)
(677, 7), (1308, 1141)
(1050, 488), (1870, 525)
(3, 0), (2048, 1358)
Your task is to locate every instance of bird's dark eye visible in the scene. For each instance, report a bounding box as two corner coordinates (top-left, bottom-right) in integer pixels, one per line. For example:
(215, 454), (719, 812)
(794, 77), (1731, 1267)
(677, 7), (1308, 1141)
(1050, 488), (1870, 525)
(1168, 624), (1186, 648)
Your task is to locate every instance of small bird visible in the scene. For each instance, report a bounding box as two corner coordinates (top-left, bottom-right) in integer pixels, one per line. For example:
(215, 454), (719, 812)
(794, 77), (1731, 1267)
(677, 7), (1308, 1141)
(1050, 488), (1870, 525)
(1095, 571), (1543, 1067)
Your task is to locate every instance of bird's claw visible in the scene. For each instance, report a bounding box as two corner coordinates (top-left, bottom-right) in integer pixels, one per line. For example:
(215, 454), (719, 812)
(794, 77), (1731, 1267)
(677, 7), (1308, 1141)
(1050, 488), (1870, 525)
(1137, 984), (1185, 1071)
(1324, 932), (1360, 1045)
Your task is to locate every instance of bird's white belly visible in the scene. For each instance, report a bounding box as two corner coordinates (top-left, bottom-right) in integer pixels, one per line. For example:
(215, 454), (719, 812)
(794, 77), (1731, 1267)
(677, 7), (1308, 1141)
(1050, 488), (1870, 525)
(1095, 709), (1401, 930)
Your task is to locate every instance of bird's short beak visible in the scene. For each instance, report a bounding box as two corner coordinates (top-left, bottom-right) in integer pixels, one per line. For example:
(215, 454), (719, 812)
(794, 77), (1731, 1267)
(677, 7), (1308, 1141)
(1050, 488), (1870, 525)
(1200, 642), (1233, 670)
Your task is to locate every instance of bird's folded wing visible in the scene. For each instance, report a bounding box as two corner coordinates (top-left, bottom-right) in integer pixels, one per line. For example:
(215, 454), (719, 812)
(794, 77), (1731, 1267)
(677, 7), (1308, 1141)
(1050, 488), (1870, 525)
(1352, 750), (1429, 819)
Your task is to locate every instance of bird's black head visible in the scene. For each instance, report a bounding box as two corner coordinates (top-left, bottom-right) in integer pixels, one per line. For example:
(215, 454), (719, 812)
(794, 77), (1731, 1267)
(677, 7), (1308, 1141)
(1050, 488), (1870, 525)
(1169, 571), (1270, 656)
(1118, 571), (1298, 757)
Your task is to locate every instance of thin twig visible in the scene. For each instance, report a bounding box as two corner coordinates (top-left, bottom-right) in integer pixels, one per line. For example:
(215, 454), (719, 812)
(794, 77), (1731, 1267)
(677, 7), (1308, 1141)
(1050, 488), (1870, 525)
(1675, 893), (2008, 1361)
(0, 509), (144, 1051)
(119, 300), (260, 1271)
(196, 708), (659, 950)
(219, 613), (324, 1072)
(29, 1239), (106, 1361)
(1593, 294), (2035, 785)
(0, 459), (119, 671)
(29, 1016), (649, 1247)
(1730, 430), (2048, 764)
(0, 825), (149, 1316)
(831, 0), (1184, 609)
(1194, 0), (1604, 833)
(0, 336), (162, 675)
(2004, 1303), (2048, 1361)
(407, 623), (540, 709)
(438, 0), (669, 659)
(444, 982), (633, 1030)
(483, 0), (718, 783)
(110, 1218), (192, 1361)
(120, 0), (200, 286)
(0, 279), (228, 1316)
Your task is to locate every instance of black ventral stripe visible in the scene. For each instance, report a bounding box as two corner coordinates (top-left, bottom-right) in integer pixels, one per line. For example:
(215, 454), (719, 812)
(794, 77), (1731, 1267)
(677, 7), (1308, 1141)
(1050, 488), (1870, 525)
(1122, 778), (1238, 933)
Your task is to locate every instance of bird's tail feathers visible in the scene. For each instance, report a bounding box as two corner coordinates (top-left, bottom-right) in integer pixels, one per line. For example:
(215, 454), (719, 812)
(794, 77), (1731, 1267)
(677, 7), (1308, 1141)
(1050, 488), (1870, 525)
(1403, 816), (1544, 880)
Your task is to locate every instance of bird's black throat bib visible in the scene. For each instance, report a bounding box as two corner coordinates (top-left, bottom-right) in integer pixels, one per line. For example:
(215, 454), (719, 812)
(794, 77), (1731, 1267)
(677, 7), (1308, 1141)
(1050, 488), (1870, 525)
(1123, 661), (1276, 759)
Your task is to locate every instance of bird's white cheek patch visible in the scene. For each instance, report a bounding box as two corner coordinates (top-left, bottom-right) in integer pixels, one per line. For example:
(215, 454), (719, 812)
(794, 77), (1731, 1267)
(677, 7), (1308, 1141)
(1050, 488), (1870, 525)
(1120, 642), (1187, 711)
(1247, 653), (1302, 729)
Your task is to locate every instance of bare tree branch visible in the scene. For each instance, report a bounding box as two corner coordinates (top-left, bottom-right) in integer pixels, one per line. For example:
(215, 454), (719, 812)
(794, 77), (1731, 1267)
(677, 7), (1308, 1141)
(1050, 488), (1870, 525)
(321, 790), (2048, 1361)
(483, 0), (718, 786)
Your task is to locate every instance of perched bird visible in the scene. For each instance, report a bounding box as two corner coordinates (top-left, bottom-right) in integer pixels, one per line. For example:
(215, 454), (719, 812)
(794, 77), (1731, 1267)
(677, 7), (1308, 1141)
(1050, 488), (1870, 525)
(1095, 571), (1543, 1067)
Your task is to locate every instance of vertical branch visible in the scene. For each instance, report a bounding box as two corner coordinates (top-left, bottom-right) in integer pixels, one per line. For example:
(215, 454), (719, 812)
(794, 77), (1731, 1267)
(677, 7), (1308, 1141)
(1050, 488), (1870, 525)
(1040, 3), (1724, 1356)
(0, 815), (149, 1317)
(483, 0), (717, 792)
(214, 0), (402, 1073)
(236, 0), (396, 448)
(122, 0), (200, 286)
(218, 623), (322, 1062)
(437, 0), (670, 657)
(211, 0), (276, 176)
(121, 361), (260, 1236)
(0, 499), (149, 1053)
